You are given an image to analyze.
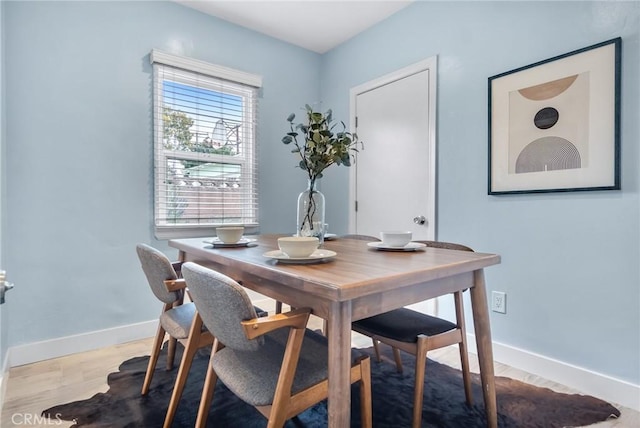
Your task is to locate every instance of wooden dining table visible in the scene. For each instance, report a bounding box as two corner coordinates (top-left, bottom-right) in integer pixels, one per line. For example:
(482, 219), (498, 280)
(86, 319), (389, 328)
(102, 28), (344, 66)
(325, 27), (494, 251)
(169, 234), (501, 427)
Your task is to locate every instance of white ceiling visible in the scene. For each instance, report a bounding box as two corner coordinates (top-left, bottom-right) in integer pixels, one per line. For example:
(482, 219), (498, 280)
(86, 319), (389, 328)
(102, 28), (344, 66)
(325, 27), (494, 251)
(174, 0), (414, 53)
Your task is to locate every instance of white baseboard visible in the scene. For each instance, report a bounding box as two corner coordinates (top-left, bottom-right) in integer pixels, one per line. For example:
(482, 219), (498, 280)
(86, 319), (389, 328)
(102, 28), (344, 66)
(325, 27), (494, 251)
(468, 334), (640, 412)
(6, 295), (276, 368)
(8, 320), (157, 368)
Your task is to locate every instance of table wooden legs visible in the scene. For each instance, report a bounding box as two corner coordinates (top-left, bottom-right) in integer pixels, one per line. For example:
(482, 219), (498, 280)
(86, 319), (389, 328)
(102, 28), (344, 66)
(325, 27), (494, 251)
(470, 269), (498, 428)
(326, 301), (352, 427)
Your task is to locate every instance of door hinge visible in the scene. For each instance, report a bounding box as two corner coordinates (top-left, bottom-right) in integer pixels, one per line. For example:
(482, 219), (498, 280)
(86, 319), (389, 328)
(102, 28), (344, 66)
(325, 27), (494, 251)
(355, 200), (358, 212)
(355, 116), (358, 128)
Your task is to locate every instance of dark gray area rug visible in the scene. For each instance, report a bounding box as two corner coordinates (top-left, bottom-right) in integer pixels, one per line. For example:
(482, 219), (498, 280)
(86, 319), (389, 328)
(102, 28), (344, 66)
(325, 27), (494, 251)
(43, 344), (620, 427)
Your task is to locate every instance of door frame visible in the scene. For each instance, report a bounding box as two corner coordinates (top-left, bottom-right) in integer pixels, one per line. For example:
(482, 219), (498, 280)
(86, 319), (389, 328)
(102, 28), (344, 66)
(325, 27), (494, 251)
(348, 56), (438, 237)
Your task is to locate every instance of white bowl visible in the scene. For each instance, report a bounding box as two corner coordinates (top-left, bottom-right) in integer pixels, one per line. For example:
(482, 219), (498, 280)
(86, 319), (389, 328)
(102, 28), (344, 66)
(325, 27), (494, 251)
(216, 226), (244, 244)
(380, 231), (412, 247)
(278, 236), (319, 258)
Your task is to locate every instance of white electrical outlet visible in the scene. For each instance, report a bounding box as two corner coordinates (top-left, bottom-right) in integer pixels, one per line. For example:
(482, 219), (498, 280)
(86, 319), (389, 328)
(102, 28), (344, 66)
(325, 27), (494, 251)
(492, 291), (506, 314)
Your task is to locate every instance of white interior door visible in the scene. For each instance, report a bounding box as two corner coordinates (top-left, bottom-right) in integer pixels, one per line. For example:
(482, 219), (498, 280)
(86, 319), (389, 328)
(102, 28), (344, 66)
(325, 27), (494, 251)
(349, 58), (437, 241)
(349, 58), (437, 315)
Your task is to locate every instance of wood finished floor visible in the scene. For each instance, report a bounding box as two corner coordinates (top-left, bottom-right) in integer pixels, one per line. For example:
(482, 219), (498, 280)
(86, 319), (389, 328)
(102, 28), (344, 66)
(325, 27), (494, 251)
(1, 313), (637, 427)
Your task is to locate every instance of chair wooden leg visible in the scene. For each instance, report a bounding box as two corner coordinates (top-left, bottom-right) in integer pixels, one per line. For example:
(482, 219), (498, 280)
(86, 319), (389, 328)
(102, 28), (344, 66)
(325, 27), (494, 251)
(141, 322), (166, 395)
(195, 340), (222, 428)
(163, 331), (202, 428)
(454, 290), (473, 405)
(359, 357), (373, 428)
(166, 336), (177, 370)
(393, 347), (403, 373)
(459, 340), (473, 405)
(412, 340), (428, 428)
(371, 339), (381, 362)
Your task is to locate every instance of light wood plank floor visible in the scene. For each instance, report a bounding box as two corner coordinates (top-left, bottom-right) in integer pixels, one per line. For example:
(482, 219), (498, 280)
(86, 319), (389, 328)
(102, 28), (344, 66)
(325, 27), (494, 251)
(1, 314), (637, 427)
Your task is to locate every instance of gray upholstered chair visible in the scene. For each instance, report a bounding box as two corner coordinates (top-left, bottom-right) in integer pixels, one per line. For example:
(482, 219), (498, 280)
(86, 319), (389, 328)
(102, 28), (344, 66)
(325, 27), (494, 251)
(182, 262), (373, 428)
(340, 234), (379, 241)
(351, 240), (474, 428)
(136, 244), (215, 427)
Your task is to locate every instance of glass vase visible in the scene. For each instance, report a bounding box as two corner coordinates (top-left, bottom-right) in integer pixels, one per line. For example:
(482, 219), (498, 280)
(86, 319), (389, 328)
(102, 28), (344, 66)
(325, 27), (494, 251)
(297, 180), (325, 243)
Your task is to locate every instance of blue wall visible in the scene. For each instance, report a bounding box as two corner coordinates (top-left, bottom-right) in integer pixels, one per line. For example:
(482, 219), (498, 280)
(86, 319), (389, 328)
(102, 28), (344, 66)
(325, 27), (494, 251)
(3, 0), (639, 388)
(3, 1), (319, 345)
(322, 1), (640, 384)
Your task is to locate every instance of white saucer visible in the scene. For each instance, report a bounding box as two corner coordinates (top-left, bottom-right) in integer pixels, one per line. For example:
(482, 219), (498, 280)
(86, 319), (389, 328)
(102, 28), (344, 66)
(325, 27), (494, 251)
(263, 249), (337, 264)
(203, 237), (256, 248)
(367, 242), (427, 252)
(324, 233), (337, 240)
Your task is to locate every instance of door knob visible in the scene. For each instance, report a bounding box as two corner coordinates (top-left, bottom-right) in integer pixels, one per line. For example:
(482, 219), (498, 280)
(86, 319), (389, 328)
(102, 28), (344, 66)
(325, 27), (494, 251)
(413, 215), (427, 225)
(0, 270), (14, 305)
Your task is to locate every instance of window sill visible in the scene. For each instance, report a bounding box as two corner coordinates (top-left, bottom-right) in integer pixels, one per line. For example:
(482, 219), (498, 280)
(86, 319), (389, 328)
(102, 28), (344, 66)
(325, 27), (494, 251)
(155, 224), (260, 240)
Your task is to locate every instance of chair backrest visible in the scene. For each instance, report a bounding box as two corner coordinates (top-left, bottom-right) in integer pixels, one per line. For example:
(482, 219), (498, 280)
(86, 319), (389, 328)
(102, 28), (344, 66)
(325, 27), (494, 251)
(182, 262), (262, 351)
(341, 234), (379, 241)
(416, 240), (474, 252)
(136, 243), (180, 304)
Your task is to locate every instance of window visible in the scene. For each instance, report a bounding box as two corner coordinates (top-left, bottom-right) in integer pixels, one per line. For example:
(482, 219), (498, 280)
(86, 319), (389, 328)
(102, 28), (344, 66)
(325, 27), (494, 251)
(150, 50), (261, 238)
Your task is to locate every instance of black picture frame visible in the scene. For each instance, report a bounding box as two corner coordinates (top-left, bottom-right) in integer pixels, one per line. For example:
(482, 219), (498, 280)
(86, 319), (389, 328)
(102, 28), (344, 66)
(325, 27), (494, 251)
(488, 38), (621, 195)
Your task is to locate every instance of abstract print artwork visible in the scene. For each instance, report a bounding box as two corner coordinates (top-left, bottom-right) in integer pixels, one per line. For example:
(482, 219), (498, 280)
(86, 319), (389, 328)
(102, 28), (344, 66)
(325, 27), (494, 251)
(489, 38), (620, 194)
(510, 73), (588, 174)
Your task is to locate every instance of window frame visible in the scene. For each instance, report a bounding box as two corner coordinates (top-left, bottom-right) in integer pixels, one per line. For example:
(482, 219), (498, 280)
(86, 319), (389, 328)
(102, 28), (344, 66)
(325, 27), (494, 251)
(150, 50), (261, 239)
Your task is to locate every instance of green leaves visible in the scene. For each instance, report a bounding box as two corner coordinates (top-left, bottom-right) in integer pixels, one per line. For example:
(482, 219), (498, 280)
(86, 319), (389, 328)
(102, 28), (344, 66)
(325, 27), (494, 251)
(163, 106), (194, 151)
(282, 105), (361, 180)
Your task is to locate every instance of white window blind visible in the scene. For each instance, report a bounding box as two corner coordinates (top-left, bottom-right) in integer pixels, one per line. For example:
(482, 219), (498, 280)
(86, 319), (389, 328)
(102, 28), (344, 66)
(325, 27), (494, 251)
(150, 50), (261, 239)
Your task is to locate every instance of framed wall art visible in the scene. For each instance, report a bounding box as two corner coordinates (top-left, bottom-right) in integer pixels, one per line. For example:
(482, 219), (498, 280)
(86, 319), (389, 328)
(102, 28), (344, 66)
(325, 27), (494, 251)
(488, 38), (621, 195)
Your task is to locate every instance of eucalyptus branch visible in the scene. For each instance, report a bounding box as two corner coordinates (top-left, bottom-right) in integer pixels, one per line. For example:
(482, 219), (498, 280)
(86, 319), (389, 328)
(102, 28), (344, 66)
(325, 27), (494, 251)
(282, 104), (361, 181)
(282, 105), (362, 236)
